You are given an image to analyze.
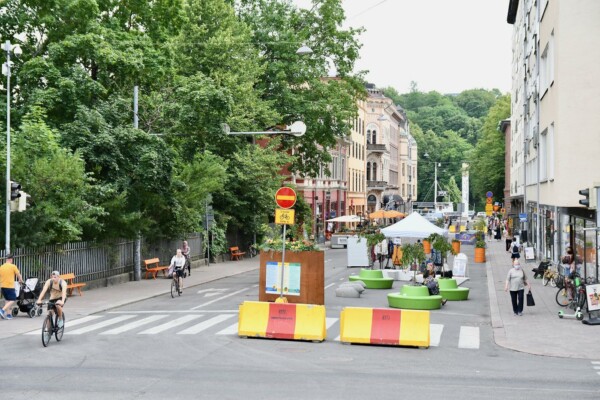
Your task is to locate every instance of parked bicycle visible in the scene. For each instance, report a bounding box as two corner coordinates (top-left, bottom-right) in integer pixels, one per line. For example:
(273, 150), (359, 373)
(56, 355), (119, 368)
(556, 273), (586, 310)
(39, 301), (65, 347)
(542, 266), (559, 287)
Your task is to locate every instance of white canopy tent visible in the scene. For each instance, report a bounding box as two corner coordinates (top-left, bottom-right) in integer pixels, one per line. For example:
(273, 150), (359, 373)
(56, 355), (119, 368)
(380, 212), (447, 238)
(326, 215), (362, 223)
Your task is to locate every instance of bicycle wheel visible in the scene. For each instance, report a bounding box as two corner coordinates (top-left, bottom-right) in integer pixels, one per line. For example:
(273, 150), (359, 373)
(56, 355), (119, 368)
(171, 280), (176, 298)
(178, 279), (182, 296)
(542, 276), (549, 286)
(55, 313), (65, 342)
(550, 277), (557, 288)
(42, 315), (53, 347)
(556, 288), (570, 307)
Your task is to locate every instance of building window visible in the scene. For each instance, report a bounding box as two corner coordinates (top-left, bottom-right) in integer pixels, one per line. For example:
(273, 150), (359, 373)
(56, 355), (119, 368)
(366, 162), (371, 181)
(373, 163), (378, 181)
(539, 130), (547, 181)
(548, 123), (554, 179)
(540, 32), (554, 94)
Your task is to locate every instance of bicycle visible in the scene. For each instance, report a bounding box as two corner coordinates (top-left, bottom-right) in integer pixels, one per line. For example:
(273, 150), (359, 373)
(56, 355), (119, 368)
(171, 267), (183, 298)
(542, 265), (559, 287)
(556, 273), (586, 310)
(39, 301), (65, 347)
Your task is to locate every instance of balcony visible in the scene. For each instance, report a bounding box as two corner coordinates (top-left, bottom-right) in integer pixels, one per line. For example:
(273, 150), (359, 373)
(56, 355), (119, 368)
(367, 143), (387, 154)
(367, 180), (388, 191)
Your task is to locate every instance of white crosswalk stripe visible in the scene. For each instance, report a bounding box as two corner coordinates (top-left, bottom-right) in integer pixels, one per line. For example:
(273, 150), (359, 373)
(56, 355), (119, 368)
(178, 314), (236, 335)
(68, 315), (137, 335)
(21, 313), (482, 350)
(101, 315), (169, 335)
(138, 314), (202, 334)
(216, 322), (239, 335)
(25, 315), (103, 335)
(430, 324), (444, 347)
(458, 326), (480, 349)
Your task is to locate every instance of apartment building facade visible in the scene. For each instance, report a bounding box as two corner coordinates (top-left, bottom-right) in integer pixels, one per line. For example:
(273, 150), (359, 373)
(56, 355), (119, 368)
(507, 0), (599, 279)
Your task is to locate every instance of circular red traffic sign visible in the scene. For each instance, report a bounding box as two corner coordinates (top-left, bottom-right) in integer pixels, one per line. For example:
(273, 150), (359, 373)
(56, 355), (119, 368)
(275, 187), (297, 209)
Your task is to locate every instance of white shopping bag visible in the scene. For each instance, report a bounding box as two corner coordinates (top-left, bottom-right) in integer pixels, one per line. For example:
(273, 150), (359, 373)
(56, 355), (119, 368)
(14, 281), (20, 297)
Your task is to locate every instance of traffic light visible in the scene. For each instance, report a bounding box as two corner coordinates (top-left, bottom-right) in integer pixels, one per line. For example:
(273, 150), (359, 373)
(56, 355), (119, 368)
(579, 188), (590, 207)
(10, 181), (21, 200)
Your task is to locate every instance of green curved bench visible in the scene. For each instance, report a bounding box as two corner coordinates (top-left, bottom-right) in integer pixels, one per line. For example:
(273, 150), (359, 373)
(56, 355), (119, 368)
(387, 285), (442, 310)
(349, 269), (394, 289)
(438, 278), (469, 301)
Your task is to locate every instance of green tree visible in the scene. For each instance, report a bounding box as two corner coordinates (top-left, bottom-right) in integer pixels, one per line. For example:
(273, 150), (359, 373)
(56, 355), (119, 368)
(2, 108), (103, 247)
(470, 95), (511, 210)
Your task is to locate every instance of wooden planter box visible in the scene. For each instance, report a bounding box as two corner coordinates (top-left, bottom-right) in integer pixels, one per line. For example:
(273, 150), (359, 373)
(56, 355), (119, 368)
(259, 250), (325, 305)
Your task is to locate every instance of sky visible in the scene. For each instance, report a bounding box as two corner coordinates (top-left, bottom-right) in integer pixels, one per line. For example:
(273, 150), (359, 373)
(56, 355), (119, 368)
(295, 0), (513, 95)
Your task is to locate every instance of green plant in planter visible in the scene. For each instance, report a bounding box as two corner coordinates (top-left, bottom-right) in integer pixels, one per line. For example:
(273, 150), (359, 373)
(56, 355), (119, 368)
(430, 235), (456, 275)
(473, 218), (486, 233)
(475, 240), (487, 248)
(400, 243), (426, 284)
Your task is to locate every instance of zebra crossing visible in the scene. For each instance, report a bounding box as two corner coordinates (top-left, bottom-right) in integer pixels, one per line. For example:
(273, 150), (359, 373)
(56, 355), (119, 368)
(24, 312), (481, 349)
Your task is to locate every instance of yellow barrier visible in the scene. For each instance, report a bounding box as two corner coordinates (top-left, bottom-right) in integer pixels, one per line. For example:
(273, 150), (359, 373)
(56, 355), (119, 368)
(340, 307), (430, 348)
(238, 301), (326, 342)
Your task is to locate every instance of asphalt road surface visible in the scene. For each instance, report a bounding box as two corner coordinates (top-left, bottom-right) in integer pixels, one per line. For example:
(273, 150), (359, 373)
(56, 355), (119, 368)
(1, 249), (599, 399)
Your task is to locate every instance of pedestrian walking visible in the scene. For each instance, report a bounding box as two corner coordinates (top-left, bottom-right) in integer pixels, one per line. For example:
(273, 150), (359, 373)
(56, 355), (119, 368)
(0, 254), (24, 320)
(504, 260), (531, 316)
(509, 237), (521, 260)
(182, 240), (191, 276)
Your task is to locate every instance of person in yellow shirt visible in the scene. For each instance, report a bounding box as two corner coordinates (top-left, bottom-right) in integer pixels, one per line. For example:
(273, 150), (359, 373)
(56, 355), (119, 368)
(0, 254), (24, 320)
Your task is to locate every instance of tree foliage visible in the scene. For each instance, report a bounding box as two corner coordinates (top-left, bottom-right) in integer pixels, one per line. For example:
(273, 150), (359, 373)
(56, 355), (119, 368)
(384, 85), (506, 209)
(470, 95), (511, 209)
(0, 0), (364, 248)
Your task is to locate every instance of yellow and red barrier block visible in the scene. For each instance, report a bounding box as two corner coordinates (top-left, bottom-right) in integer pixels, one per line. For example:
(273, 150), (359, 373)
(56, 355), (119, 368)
(238, 301), (326, 342)
(340, 307), (430, 348)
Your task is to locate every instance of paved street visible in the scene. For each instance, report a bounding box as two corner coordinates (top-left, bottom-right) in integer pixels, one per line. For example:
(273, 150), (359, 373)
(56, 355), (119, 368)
(1, 241), (600, 399)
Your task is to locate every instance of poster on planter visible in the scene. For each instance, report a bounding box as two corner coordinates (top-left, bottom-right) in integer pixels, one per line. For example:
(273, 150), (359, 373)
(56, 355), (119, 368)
(586, 284), (600, 311)
(265, 261), (301, 296)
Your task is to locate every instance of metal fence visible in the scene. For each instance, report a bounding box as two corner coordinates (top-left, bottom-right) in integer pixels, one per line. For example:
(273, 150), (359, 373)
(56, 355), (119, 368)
(2, 234), (204, 283)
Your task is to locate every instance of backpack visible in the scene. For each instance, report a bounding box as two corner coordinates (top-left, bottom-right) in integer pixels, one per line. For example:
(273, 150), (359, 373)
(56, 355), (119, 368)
(512, 243), (520, 255)
(46, 278), (65, 292)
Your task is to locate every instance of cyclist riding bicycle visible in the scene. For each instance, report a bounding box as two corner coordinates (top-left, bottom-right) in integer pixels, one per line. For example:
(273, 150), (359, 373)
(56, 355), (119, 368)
(36, 271), (68, 328)
(170, 249), (186, 292)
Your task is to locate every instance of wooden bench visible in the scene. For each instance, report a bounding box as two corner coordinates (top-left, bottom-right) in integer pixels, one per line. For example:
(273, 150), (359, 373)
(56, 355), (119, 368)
(144, 258), (169, 279)
(230, 246), (246, 261)
(59, 273), (87, 296)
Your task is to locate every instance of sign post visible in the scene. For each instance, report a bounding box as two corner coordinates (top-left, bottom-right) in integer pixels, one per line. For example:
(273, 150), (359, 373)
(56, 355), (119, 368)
(274, 187), (297, 303)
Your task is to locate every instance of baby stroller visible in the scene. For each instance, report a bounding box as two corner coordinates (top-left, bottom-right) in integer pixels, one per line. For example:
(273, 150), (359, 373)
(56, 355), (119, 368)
(12, 277), (44, 318)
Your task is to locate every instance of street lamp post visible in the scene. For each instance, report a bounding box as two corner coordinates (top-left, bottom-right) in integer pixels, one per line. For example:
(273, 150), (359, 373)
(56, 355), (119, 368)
(2, 40), (22, 254)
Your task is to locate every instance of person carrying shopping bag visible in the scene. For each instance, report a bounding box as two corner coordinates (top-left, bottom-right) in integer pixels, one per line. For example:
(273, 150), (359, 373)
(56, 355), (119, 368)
(504, 260), (531, 316)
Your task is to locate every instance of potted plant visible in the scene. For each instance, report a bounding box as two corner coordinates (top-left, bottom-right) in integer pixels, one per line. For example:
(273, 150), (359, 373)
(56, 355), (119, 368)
(400, 243), (426, 284)
(474, 239), (486, 263)
(429, 234), (457, 276)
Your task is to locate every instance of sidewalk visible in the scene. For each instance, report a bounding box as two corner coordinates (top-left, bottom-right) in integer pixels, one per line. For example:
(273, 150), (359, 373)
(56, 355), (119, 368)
(486, 237), (600, 359)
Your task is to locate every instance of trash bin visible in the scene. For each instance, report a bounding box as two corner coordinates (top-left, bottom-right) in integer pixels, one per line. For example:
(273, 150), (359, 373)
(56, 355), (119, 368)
(453, 253), (468, 277)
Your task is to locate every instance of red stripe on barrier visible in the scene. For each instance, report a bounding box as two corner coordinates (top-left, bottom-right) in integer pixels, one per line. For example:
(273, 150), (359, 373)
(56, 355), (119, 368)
(266, 303), (297, 339)
(370, 308), (401, 345)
